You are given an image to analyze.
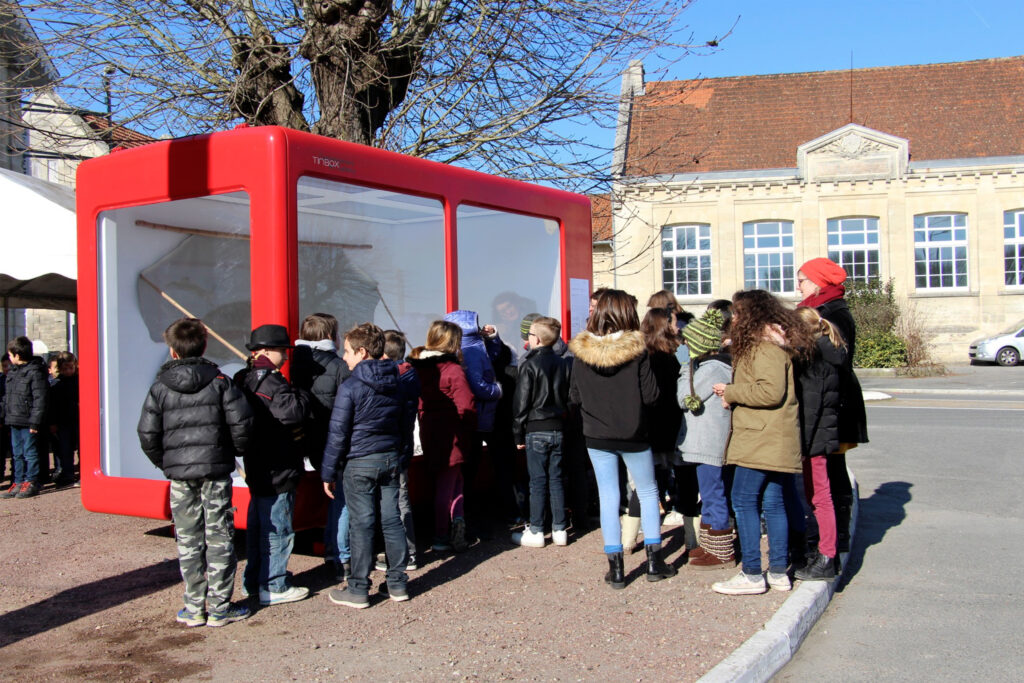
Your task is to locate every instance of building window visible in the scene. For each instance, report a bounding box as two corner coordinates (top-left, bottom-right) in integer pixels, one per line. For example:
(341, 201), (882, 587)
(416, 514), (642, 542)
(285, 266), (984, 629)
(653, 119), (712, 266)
(1004, 210), (1024, 287)
(913, 213), (967, 290)
(827, 217), (880, 282)
(742, 220), (794, 293)
(661, 224), (711, 296)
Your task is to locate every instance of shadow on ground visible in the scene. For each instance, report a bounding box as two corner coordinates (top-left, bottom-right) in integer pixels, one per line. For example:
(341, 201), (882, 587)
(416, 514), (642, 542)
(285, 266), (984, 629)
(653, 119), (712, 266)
(838, 480), (912, 590)
(0, 558), (181, 648)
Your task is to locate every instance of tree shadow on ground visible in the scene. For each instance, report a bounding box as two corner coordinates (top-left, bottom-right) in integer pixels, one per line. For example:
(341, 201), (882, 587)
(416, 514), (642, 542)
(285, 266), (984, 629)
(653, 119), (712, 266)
(837, 480), (912, 591)
(0, 558), (181, 649)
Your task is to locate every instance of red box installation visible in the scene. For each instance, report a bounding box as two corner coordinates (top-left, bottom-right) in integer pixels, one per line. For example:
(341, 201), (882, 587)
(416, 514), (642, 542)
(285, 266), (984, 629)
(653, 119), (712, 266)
(75, 125), (593, 530)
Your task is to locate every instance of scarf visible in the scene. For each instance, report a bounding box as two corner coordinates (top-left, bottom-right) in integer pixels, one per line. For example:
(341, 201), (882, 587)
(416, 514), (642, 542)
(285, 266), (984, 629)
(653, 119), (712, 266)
(800, 283), (845, 309)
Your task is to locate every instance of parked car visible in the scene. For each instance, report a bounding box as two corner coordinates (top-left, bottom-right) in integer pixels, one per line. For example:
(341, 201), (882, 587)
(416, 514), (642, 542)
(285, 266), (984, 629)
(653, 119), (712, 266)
(968, 320), (1024, 366)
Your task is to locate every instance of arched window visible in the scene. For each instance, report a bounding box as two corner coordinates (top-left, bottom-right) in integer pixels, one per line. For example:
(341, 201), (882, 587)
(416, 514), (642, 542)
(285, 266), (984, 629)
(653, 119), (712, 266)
(742, 220), (794, 293)
(827, 217), (879, 283)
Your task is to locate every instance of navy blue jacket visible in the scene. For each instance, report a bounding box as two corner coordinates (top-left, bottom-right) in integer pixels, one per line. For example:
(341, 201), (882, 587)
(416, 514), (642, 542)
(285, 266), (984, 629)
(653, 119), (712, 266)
(396, 362), (421, 463)
(1, 357), (49, 429)
(321, 358), (403, 482)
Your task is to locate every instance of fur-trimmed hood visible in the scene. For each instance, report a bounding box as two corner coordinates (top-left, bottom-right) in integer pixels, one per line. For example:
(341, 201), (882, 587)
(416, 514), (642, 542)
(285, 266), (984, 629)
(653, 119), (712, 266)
(569, 330), (646, 374)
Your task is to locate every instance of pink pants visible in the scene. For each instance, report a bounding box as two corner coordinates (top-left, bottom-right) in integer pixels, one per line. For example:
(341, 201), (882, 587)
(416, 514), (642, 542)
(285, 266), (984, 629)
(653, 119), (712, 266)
(434, 465), (464, 539)
(803, 455), (837, 558)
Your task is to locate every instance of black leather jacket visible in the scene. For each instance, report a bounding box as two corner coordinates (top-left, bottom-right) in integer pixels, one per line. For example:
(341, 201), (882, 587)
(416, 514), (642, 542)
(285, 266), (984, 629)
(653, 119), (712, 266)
(512, 345), (571, 444)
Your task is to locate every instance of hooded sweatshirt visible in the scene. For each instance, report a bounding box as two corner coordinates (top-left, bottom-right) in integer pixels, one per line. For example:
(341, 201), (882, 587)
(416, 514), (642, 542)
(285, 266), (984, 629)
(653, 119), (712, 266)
(138, 357), (253, 480)
(568, 330), (659, 452)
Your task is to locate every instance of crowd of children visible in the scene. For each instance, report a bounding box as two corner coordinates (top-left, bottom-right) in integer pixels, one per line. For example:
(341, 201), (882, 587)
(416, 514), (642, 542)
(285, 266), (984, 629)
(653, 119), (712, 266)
(134, 255), (867, 626)
(0, 339), (80, 497)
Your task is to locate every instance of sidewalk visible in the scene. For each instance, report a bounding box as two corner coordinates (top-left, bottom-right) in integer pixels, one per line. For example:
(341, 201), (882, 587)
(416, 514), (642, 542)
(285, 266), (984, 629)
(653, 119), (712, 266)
(698, 473), (860, 683)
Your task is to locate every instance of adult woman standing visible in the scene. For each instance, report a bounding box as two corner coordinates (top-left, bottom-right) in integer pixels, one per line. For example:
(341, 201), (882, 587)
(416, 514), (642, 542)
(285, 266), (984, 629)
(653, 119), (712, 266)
(796, 258), (869, 553)
(569, 289), (676, 588)
(711, 290), (811, 595)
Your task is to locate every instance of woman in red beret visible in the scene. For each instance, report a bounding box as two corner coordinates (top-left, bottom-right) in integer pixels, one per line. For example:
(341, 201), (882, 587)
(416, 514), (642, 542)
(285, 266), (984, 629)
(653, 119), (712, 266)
(796, 258), (869, 561)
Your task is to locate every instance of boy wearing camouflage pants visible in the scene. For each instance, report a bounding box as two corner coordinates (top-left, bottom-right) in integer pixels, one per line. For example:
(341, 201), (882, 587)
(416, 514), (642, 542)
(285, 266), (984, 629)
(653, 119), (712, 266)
(138, 318), (254, 627)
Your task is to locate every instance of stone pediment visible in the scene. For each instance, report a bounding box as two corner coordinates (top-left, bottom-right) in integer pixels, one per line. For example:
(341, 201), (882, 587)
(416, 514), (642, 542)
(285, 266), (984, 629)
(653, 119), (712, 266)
(797, 123), (908, 182)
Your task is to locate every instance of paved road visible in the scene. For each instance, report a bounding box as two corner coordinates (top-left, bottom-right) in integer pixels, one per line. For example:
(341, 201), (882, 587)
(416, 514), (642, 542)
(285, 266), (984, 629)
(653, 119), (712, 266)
(778, 365), (1024, 681)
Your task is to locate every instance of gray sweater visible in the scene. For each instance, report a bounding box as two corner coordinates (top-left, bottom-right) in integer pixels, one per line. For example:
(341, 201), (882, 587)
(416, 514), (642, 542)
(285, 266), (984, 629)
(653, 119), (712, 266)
(675, 356), (732, 467)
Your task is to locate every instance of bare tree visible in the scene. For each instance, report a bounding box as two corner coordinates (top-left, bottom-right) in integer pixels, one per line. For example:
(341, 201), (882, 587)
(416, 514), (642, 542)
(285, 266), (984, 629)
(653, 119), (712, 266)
(2, 0), (727, 191)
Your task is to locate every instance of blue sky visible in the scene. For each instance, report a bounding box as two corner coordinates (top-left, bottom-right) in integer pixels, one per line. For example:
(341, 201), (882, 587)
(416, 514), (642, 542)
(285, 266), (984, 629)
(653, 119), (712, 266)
(665, 0), (1023, 80)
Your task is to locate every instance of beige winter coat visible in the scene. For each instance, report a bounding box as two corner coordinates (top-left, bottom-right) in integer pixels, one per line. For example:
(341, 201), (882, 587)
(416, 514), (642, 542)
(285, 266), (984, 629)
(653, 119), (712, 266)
(723, 342), (802, 474)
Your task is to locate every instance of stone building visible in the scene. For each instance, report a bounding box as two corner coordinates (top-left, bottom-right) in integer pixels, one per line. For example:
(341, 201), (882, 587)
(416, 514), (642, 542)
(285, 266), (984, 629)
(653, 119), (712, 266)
(602, 56), (1024, 362)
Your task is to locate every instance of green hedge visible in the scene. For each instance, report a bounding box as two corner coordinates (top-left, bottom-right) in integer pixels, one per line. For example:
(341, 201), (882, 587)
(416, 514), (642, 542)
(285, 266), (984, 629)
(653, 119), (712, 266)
(854, 331), (908, 368)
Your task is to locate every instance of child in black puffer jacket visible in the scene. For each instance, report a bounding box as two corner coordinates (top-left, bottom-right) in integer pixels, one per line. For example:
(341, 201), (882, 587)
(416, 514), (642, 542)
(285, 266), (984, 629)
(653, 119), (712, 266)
(138, 318), (253, 627)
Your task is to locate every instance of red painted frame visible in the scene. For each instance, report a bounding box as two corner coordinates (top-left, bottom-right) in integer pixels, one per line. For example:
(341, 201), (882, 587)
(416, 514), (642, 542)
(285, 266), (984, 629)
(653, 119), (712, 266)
(76, 125), (592, 529)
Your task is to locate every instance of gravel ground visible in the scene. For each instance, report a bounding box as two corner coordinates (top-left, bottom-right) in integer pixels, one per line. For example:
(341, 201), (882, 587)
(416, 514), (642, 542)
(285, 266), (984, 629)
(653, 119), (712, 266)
(0, 483), (788, 681)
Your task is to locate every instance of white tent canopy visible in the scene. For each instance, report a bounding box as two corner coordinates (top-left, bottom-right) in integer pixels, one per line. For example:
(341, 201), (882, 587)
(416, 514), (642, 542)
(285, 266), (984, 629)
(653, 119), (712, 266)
(0, 166), (77, 311)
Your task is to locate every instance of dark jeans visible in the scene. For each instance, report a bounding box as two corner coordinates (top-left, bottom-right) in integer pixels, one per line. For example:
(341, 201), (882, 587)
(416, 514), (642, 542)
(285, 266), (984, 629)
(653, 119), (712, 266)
(731, 466), (792, 575)
(343, 451), (408, 596)
(244, 490), (295, 594)
(54, 426), (78, 479)
(525, 430), (566, 533)
(10, 427), (40, 484)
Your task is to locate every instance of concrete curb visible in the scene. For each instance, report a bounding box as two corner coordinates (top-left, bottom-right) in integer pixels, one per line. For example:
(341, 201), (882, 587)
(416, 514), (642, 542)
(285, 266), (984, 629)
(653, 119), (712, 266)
(698, 470), (860, 683)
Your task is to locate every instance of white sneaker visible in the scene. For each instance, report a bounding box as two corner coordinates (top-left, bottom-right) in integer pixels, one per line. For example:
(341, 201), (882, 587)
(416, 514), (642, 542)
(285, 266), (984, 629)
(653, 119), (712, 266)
(662, 510), (686, 526)
(712, 571), (767, 596)
(259, 585), (310, 606)
(551, 529), (568, 546)
(767, 571), (792, 592)
(511, 528), (545, 547)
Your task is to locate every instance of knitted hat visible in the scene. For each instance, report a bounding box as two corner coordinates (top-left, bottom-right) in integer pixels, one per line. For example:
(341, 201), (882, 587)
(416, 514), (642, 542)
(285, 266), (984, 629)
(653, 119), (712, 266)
(682, 308), (724, 356)
(799, 257), (847, 288)
(520, 313), (541, 340)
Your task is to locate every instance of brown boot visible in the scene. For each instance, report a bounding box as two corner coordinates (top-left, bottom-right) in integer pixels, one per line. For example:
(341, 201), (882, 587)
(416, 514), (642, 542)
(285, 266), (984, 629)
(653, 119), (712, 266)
(688, 527), (736, 570)
(683, 522), (712, 562)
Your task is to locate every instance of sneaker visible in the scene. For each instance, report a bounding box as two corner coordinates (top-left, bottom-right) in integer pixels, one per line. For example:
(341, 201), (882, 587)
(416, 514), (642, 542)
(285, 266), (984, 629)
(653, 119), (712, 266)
(206, 604), (251, 627)
(407, 555), (418, 571)
(53, 476), (76, 489)
(712, 571), (767, 596)
(551, 529), (568, 546)
(15, 482), (38, 498)
(379, 583), (410, 602)
(328, 586), (369, 608)
(450, 517), (468, 552)
(767, 571), (792, 592)
(375, 552), (388, 572)
(511, 527), (545, 547)
(431, 538), (453, 553)
(176, 608), (206, 627)
(0, 483), (19, 499)
(259, 585), (309, 606)
(662, 510), (686, 526)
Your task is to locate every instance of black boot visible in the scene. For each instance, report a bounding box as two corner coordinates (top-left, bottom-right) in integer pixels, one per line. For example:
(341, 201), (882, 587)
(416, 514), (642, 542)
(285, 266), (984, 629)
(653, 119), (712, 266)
(834, 498), (853, 553)
(604, 552), (625, 589)
(794, 551), (836, 582)
(789, 531), (808, 570)
(645, 543), (678, 582)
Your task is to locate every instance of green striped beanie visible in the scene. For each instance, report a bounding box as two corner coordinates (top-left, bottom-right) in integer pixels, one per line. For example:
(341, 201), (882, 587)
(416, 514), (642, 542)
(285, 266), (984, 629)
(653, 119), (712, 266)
(682, 308), (724, 356)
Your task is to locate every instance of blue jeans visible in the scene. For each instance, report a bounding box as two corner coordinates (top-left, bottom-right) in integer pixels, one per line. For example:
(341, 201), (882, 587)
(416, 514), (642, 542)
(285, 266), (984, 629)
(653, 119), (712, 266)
(10, 428), (40, 484)
(525, 431), (566, 533)
(324, 490), (350, 564)
(696, 464), (730, 531)
(244, 490), (295, 593)
(731, 466), (792, 575)
(588, 447), (661, 552)
(343, 452), (408, 596)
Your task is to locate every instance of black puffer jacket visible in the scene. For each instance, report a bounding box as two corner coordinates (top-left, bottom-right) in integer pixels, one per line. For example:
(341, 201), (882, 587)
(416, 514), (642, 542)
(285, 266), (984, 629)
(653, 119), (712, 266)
(647, 350), (683, 454)
(795, 337), (845, 457)
(512, 345), (571, 444)
(137, 357), (253, 480)
(568, 330), (659, 452)
(1, 357), (49, 429)
(235, 360), (311, 496)
(290, 344), (349, 469)
(817, 298), (869, 445)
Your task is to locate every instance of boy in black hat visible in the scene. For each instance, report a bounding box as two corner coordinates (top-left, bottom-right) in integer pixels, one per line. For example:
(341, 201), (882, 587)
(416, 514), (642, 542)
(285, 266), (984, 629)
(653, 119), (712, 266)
(234, 323), (312, 606)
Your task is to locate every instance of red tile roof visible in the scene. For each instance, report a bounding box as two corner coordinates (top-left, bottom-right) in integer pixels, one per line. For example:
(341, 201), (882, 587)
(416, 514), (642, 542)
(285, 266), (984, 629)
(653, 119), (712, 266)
(590, 194), (612, 242)
(625, 56), (1024, 176)
(82, 114), (157, 149)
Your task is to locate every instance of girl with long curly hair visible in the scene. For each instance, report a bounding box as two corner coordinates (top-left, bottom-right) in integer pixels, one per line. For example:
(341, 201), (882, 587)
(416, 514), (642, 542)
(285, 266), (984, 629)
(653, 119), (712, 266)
(709, 289), (810, 595)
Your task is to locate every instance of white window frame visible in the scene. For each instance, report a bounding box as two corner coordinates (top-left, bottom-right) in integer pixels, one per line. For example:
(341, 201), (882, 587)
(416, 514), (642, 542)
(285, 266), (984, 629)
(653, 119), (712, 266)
(742, 220), (795, 293)
(661, 223), (712, 298)
(1003, 209), (1024, 288)
(913, 213), (968, 291)
(827, 217), (880, 283)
